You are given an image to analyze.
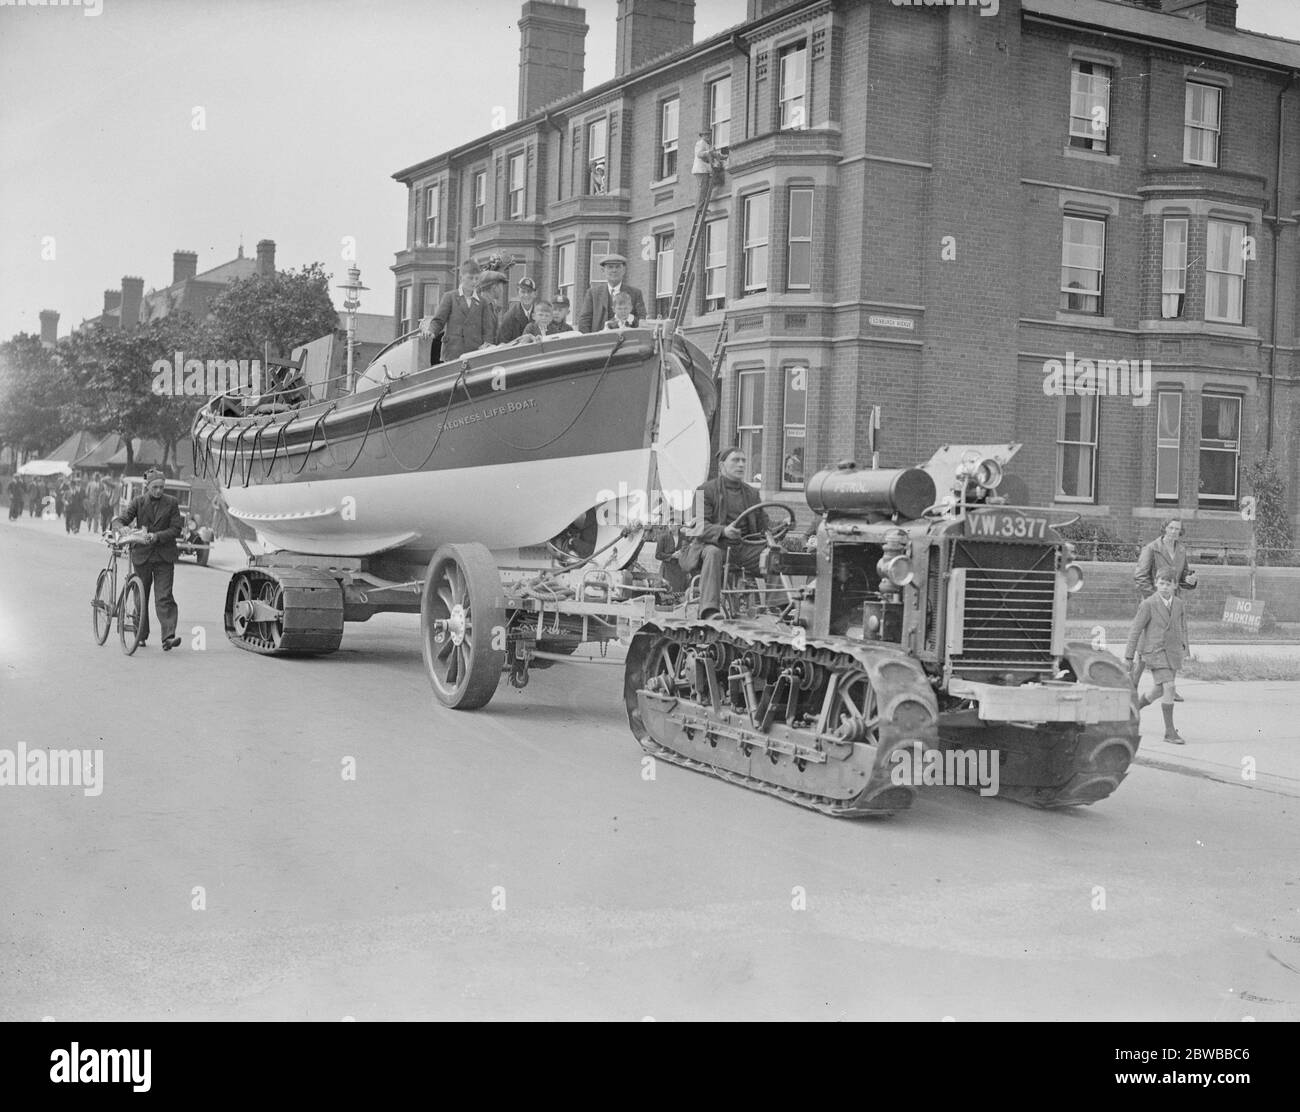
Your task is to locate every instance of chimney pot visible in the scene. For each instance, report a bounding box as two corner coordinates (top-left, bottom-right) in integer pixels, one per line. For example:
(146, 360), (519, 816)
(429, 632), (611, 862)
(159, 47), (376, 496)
(103, 289), (122, 315)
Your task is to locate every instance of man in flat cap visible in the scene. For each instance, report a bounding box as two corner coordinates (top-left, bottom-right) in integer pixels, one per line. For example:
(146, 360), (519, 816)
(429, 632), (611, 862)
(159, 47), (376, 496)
(578, 253), (647, 333)
(495, 275), (539, 344)
(429, 259), (499, 361)
(111, 468), (183, 650)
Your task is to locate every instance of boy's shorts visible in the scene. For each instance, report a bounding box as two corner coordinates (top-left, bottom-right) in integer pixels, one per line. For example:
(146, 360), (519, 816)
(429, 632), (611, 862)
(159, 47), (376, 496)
(1144, 649), (1175, 685)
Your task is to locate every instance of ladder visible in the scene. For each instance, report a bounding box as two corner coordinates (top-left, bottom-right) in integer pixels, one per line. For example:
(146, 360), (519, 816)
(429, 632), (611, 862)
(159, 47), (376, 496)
(705, 317), (728, 476)
(668, 169), (718, 330)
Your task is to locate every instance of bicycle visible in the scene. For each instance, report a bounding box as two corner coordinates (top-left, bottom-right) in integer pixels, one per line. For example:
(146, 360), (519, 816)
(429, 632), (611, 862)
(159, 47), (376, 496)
(92, 530), (149, 655)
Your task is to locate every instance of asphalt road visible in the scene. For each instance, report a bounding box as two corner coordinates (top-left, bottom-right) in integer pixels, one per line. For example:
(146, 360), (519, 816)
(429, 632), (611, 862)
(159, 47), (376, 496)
(2, 519), (1298, 1021)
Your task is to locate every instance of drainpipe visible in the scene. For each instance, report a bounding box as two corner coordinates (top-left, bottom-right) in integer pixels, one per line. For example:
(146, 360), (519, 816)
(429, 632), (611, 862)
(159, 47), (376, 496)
(1266, 70), (1297, 454)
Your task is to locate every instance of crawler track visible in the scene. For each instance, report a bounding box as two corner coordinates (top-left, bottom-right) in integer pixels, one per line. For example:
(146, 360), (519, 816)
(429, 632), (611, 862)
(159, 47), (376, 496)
(224, 566), (344, 655)
(625, 619), (940, 818)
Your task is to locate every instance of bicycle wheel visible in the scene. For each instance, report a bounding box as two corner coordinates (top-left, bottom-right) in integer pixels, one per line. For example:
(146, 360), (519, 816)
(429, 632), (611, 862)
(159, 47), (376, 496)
(118, 576), (144, 655)
(92, 568), (114, 645)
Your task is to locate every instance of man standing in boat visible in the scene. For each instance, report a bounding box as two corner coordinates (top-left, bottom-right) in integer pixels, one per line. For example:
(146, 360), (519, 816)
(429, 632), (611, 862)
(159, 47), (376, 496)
(429, 259), (499, 361)
(578, 253), (647, 333)
(496, 276), (538, 344)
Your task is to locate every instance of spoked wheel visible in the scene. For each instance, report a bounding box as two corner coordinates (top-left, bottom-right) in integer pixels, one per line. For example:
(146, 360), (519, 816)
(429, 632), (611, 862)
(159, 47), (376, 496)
(92, 569), (113, 645)
(118, 576), (144, 656)
(256, 579), (285, 650)
(823, 669), (881, 745)
(420, 542), (506, 709)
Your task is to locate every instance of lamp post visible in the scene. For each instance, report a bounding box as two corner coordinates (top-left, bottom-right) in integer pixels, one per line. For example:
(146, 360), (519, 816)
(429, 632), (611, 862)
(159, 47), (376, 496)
(337, 265), (369, 393)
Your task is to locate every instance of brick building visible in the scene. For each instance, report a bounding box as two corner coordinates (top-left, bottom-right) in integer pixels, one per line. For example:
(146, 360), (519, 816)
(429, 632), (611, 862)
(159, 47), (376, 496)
(390, 0), (1300, 544)
(78, 241), (275, 333)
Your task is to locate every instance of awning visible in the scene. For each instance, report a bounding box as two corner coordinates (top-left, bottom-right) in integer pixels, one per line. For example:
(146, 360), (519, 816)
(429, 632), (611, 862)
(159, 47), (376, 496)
(16, 459), (73, 477)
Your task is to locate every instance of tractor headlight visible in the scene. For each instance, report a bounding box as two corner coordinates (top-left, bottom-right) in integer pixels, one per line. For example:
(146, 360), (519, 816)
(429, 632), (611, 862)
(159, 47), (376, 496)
(878, 553), (914, 587)
(973, 458), (1003, 490)
(1064, 563), (1085, 593)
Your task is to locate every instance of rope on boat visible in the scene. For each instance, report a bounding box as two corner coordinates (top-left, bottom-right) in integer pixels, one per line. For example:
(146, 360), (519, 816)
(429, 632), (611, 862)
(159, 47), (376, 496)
(471, 334), (625, 454)
(371, 364), (470, 473)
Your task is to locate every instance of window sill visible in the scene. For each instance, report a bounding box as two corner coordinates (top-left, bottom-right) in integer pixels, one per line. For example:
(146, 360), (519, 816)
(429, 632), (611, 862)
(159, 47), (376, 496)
(1138, 319), (1259, 339)
(1183, 159), (1220, 169)
(649, 176), (678, 189)
(1063, 145), (1118, 166)
(1054, 312), (1116, 328)
(1054, 502), (1110, 514)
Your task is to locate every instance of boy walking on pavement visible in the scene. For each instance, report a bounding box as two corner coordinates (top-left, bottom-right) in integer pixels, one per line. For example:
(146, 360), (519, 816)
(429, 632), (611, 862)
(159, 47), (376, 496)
(1124, 570), (1189, 743)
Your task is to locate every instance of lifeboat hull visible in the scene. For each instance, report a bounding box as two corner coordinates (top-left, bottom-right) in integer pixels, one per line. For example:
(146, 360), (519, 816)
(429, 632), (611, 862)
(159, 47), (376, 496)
(193, 329), (712, 558)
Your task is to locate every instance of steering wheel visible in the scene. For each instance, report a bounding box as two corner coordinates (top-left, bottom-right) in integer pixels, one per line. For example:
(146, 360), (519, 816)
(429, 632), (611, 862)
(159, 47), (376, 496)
(728, 502), (797, 545)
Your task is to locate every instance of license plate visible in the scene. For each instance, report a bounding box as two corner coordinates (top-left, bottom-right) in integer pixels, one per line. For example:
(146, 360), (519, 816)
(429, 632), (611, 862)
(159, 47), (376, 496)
(966, 511), (1049, 540)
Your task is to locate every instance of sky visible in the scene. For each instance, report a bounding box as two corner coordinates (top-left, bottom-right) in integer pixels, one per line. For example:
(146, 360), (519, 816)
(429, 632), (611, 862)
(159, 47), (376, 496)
(1, 0), (1297, 341)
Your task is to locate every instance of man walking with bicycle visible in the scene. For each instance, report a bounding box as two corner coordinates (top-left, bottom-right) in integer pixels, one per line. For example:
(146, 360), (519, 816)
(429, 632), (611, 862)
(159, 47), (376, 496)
(111, 469), (183, 651)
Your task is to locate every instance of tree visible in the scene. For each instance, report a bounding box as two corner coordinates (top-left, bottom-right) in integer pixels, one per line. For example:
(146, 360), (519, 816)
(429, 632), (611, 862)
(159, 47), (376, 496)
(0, 333), (75, 459)
(58, 315), (206, 473)
(1244, 452), (1295, 566)
(208, 262), (340, 360)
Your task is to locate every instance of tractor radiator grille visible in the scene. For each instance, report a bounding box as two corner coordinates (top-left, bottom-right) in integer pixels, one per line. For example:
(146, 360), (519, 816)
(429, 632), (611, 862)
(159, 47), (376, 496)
(951, 540), (1057, 675)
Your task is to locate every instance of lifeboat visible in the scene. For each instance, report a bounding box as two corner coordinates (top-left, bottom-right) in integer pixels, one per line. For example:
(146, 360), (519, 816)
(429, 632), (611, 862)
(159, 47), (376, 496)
(191, 325), (715, 562)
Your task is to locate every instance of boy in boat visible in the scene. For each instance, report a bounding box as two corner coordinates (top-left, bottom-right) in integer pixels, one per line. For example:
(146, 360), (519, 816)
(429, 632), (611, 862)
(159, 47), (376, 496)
(429, 260), (499, 360)
(603, 291), (636, 330)
(551, 296), (575, 332)
(520, 300), (566, 341)
(496, 276), (538, 344)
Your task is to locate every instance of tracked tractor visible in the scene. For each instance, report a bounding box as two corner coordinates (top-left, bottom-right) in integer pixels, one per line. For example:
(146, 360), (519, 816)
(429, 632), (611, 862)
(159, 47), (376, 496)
(624, 443), (1139, 817)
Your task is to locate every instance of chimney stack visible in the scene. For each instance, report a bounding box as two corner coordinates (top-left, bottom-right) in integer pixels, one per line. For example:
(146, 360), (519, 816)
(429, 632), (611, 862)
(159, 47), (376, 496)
(120, 276), (144, 332)
(103, 289), (121, 316)
(256, 239), (276, 278)
(746, 0), (802, 18)
(1162, 0), (1237, 28)
(39, 310), (59, 347)
(518, 1), (589, 119)
(615, 0), (694, 78)
(173, 250), (198, 285)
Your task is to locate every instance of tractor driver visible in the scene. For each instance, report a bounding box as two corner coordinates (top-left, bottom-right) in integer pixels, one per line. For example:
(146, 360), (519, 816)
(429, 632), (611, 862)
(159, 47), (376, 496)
(684, 446), (767, 620)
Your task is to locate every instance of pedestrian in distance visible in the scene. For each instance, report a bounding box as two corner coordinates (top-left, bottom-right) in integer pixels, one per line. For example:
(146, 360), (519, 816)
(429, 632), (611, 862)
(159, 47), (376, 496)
(1133, 517), (1197, 699)
(98, 481), (116, 533)
(111, 468), (183, 651)
(6, 475), (22, 520)
(1124, 570), (1189, 744)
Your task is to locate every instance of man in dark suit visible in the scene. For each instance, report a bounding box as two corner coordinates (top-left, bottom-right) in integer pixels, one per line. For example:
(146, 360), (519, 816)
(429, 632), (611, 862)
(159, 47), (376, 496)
(495, 276), (538, 344)
(429, 259), (498, 361)
(577, 253), (647, 333)
(112, 469), (183, 650)
(682, 446), (767, 619)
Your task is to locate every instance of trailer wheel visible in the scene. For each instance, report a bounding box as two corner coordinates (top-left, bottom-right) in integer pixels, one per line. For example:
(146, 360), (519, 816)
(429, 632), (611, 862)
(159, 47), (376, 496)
(421, 542), (506, 709)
